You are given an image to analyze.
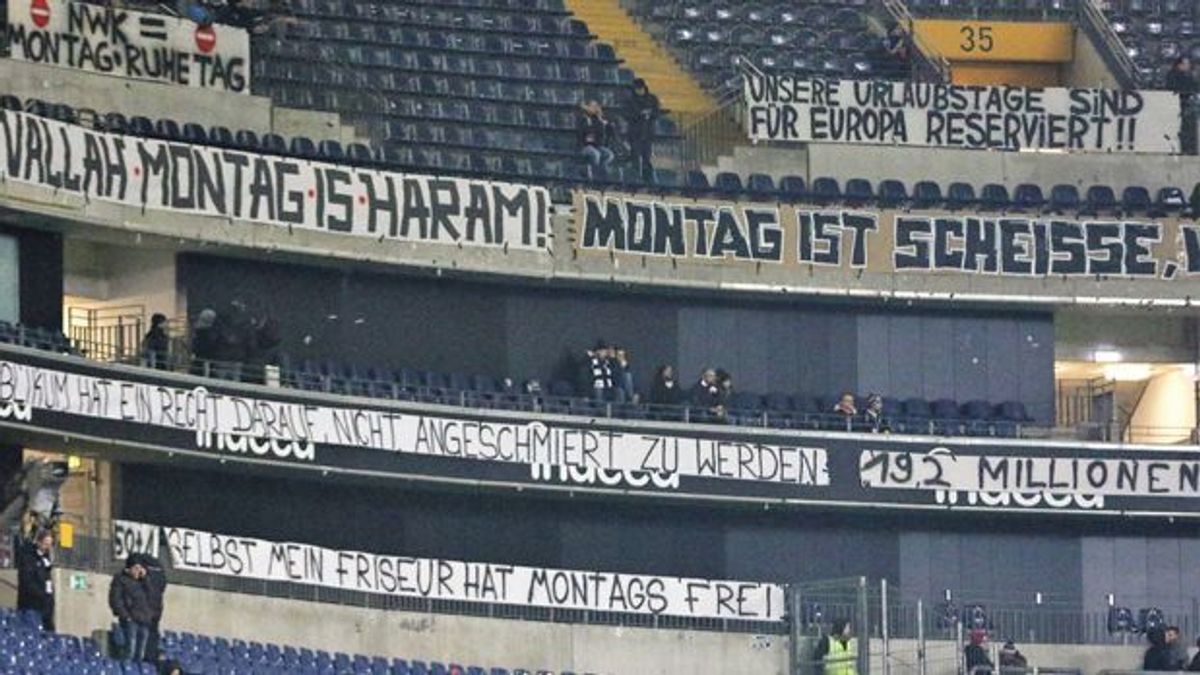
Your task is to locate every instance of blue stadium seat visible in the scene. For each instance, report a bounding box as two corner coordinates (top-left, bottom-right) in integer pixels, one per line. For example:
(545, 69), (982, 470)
(1156, 186), (1187, 214)
(1121, 185), (1153, 214)
(877, 179), (909, 208)
(947, 182), (976, 209)
(810, 177), (841, 205)
(778, 175), (807, 202)
(1082, 185), (1118, 215)
(103, 112), (129, 134)
(182, 122), (208, 145)
(843, 178), (874, 206)
(235, 129), (262, 151)
(746, 173), (777, 201)
(713, 172), (745, 197)
(911, 181), (944, 210)
(1048, 184), (1081, 213)
(208, 125), (236, 148)
(155, 118), (183, 140)
(1012, 183), (1045, 211)
(262, 133), (290, 155)
(979, 183), (1010, 211)
(318, 139), (346, 161)
(684, 170), (711, 197)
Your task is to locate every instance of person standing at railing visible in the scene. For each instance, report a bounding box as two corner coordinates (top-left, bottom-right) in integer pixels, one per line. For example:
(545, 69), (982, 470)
(190, 309), (220, 375)
(814, 619), (857, 675)
(1144, 627), (1175, 671)
(141, 314), (170, 371)
(1166, 57), (1197, 156)
(109, 561), (155, 662)
(623, 79), (660, 184)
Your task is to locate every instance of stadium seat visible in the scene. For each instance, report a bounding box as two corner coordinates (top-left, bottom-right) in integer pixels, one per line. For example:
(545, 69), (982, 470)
(1082, 185), (1118, 215)
(778, 175), (807, 202)
(979, 183), (1011, 211)
(843, 178), (874, 206)
(1048, 184), (1081, 213)
(683, 170), (711, 197)
(810, 177), (841, 205)
(1121, 185), (1154, 214)
(876, 179), (909, 208)
(746, 173), (777, 201)
(713, 172), (745, 197)
(1012, 183), (1045, 211)
(911, 181), (944, 210)
(946, 182), (977, 209)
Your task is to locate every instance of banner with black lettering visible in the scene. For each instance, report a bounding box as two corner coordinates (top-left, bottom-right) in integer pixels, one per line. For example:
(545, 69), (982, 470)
(743, 72), (1180, 153)
(573, 192), (1200, 282)
(3, 346), (1200, 518)
(112, 519), (160, 561)
(7, 0), (250, 93)
(112, 521), (782, 621)
(0, 110), (552, 252)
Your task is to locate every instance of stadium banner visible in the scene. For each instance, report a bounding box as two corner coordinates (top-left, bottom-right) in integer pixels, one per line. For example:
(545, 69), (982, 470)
(572, 191), (1200, 282)
(743, 73), (1179, 153)
(112, 519), (160, 561)
(112, 520), (784, 621)
(0, 109), (552, 252)
(7, 0), (251, 93)
(3, 347), (1200, 518)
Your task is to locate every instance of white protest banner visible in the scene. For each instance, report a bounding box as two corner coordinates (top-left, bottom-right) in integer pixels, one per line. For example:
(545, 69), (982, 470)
(7, 0), (250, 93)
(744, 73), (1180, 153)
(0, 360), (830, 489)
(112, 519), (161, 560)
(138, 521), (786, 620)
(0, 110), (552, 252)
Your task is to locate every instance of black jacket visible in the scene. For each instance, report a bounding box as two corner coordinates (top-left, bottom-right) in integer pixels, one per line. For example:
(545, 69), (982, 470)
(16, 542), (53, 614)
(143, 326), (169, 356)
(624, 90), (660, 142)
(1167, 68), (1196, 97)
(1188, 650), (1200, 672)
(692, 380), (721, 409)
(109, 571), (156, 625)
(1145, 645), (1176, 671)
(648, 379), (682, 406)
(577, 113), (614, 149)
(965, 645), (993, 672)
(129, 554), (168, 623)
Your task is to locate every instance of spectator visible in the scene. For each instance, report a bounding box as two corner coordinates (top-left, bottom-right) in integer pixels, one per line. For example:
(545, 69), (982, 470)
(215, 0), (261, 29)
(862, 394), (890, 433)
(882, 25), (911, 78)
(999, 641), (1028, 669)
(190, 308), (220, 373)
(1189, 636), (1200, 671)
(1166, 57), (1197, 155)
(141, 313), (170, 370)
(832, 392), (857, 418)
(578, 100), (615, 179)
(814, 619), (857, 675)
(692, 368), (723, 418)
(583, 342), (615, 401)
(965, 629), (994, 673)
(130, 553), (168, 662)
(1145, 627), (1174, 671)
(160, 661), (185, 675)
(613, 347), (636, 403)
(623, 78), (660, 183)
(109, 561), (154, 662)
(1168, 626), (1189, 670)
(648, 365), (682, 407)
(16, 530), (54, 631)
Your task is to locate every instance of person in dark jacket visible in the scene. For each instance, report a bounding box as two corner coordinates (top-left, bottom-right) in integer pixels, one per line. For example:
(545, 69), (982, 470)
(1168, 626), (1190, 670)
(1167, 57), (1197, 155)
(692, 368), (725, 421)
(1188, 636), (1200, 671)
(999, 640), (1028, 669)
(190, 308), (220, 374)
(109, 562), (155, 662)
(129, 553), (168, 662)
(1145, 627), (1175, 671)
(141, 313), (170, 370)
(623, 78), (661, 183)
(965, 629), (993, 673)
(862, 394), (891, 433)
(578, 100), (616, 179)
(16, 530), (54, 631)
(648, 365), (682, 407)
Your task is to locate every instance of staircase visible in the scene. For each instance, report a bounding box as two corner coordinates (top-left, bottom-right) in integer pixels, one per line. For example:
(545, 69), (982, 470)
(564, 0), (716, 121)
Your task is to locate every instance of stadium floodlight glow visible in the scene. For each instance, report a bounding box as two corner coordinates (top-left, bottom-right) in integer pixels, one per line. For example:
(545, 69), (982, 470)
(1092, 349), (1124, 363)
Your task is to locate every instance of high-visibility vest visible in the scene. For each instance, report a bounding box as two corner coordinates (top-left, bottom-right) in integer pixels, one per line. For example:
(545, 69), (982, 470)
(824, 637), (858, 675)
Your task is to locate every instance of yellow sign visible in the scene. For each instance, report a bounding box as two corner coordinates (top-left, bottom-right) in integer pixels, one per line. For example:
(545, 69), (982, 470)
(58, 522), (74, 549)
(914, 20), (1074, 62)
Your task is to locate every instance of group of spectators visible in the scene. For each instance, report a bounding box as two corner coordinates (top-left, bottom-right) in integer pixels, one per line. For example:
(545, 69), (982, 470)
(16, 530), (180, 673)
(577, 79), (662, 182)
(1145, 625), (1200, 671)
(580, 342), (637, 404)
(187, 300), (282, 379)
(964, 629), (1030, 673)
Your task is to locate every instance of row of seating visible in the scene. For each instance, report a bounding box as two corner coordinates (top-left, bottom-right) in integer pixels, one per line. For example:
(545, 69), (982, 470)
(907, 0), (1074, 20)
(0, 609), (142, 675)
(288, 0), (581, 37)
(671, 172), (1191, 216)
(161, 630), (576, 675)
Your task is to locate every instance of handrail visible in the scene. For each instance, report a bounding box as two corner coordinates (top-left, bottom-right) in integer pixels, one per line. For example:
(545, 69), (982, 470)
(1076, 0), (1140, 88)
(879, 0), (952, 83)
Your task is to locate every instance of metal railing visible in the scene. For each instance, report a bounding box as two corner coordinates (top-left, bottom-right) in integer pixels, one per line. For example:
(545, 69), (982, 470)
(880, 0), (952, 83)
(678, 85), (745, 171)
(1076, 0), (1141, 89)
(66, 305), (146, 364)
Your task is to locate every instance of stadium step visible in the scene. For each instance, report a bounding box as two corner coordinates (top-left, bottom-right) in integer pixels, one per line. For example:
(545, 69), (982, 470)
(564, 0), (716, 118)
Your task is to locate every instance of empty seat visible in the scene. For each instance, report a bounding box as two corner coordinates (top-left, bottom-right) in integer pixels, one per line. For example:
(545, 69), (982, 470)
(877, 179), (908, 208)
(713, 172), (745, 196)
(947, 182), (977, 209)
(289, 136), (319, 158)
(911, 181), (944, 209)
(810, 177), (841, 205)
(778, 175), (807, 202)
(1012, 183), (1045, 211)
(1048, 184), (1081, 213)
(1083, 185), (1118, 214)
(746, 173), (777, 200)
(1121, 185), (1153, 213)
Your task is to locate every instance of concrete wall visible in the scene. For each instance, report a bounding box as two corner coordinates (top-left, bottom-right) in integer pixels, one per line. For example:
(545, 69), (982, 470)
(1063, 27), (1120, 89)
(0, 59), (353, 142)
(1056, 312), (1198, 363)
(64, 240), (183, 320)
(52, 569), (789, 675)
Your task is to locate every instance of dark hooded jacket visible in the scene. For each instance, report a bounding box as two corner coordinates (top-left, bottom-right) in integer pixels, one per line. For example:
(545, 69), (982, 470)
(1145, 629), (1176, 671)
(109, 569), (156, 625)
(624, 82), (660, 143)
